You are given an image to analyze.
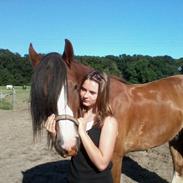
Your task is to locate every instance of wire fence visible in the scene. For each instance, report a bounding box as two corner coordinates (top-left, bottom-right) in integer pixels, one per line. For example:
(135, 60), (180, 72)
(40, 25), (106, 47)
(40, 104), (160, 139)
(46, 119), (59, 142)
(0, 87), (16, 110)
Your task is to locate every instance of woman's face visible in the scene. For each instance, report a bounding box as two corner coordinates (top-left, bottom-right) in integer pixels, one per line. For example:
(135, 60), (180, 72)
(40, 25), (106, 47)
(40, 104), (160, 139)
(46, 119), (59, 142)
(80, 79), (99, 108)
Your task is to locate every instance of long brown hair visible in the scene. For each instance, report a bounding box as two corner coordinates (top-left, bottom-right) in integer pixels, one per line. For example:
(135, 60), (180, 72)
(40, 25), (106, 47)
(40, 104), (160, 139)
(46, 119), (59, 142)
(78, 70), (112, 127)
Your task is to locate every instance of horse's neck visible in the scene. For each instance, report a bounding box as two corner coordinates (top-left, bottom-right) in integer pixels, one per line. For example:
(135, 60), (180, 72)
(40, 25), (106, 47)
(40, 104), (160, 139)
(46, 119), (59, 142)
(110, 77), (128, 97)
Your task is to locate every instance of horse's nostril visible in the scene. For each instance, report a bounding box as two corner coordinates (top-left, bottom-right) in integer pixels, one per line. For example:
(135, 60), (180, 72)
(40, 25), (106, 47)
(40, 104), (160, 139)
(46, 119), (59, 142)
(68, 146), (78, 156)
(58, 148), (68, 158)
(61, 149), (69, 158)
(54, 140), (68, 157)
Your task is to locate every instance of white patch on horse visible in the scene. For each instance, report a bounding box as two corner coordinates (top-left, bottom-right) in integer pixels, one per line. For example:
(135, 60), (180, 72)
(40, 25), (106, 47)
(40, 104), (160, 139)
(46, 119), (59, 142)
(57, 84), (73, 116)
(172, 171), (183, 183)
(57, 86), (78, 150)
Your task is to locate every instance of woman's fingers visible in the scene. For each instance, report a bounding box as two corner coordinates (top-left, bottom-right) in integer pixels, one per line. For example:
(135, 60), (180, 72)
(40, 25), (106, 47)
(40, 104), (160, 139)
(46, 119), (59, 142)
(45, 114), (56, 134)
(51, 120), (56, 134)
(78, 118), (87, 134)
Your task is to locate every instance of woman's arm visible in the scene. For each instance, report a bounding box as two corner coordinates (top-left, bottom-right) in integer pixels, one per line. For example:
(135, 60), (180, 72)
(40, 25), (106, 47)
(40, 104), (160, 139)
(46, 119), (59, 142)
(78, 116), (118, 171)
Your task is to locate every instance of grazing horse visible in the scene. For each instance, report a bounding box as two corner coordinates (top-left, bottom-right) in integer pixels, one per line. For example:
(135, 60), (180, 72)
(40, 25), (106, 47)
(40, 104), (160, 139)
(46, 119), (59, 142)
(29, 39), (183, 183)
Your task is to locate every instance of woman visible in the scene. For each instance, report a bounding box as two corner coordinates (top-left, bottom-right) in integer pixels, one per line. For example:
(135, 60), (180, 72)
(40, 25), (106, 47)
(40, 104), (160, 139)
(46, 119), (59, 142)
(45, 70), (118, 183)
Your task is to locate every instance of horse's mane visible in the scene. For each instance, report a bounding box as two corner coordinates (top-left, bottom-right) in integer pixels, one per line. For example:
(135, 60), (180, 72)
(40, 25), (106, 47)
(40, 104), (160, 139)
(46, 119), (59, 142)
(31, 52), (68, 137)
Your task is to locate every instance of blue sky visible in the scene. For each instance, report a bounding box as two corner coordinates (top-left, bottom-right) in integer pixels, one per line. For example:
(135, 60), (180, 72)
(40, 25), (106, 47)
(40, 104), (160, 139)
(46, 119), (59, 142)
(0, 0), (183, 58)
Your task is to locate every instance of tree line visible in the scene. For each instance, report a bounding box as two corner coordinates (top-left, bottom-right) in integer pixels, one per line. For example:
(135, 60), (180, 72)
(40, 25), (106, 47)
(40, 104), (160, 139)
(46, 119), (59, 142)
(0, 49), (183, 86)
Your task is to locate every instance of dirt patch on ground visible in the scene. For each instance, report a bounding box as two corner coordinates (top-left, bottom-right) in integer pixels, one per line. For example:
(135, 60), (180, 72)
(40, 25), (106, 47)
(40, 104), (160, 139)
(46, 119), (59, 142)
(0, 102), (173, 183)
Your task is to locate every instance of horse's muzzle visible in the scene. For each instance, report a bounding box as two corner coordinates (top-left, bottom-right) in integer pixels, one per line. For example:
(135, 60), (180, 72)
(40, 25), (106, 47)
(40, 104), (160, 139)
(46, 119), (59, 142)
(54, 115), (80, 158)
(54, 139), (80, 158)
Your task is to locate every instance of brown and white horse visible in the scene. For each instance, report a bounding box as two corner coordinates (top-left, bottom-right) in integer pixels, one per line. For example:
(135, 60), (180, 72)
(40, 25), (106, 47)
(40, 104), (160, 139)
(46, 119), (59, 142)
(29, 39), (183, 183)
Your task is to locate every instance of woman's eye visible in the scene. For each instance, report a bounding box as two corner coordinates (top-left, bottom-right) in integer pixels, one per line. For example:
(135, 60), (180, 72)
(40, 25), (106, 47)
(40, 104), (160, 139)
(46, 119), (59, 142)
(90, 91), (96, 95)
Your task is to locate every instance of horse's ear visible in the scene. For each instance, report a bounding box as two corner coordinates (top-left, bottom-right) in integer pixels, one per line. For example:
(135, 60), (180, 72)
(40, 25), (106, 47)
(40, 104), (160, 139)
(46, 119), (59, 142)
(62, 39), (74, 66)
(29, 43), (42, 67)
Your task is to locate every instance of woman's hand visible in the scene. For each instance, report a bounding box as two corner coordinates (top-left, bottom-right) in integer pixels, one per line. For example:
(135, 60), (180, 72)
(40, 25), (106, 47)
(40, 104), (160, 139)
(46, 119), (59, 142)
(78, 117), (87, 135)
(45, 114), (56, 137)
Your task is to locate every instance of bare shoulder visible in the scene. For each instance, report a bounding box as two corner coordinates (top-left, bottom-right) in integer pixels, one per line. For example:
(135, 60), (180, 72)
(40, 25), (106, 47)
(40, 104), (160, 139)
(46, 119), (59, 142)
(101, 116), (118, 137)
(103, 116), (118, 128)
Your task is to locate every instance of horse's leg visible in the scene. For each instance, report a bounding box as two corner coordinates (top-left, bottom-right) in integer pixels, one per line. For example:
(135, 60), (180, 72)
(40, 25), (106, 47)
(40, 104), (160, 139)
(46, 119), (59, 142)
(112, 152), (123, 183)
(169, 130), (183, 183)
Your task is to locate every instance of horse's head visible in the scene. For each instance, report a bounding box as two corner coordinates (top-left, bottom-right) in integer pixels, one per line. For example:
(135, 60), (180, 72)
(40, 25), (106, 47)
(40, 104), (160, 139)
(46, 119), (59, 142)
(29, 39), (91, 157)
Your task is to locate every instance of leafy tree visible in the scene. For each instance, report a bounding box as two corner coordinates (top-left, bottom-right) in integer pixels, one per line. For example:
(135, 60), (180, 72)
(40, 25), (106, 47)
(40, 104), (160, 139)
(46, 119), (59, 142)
(0, 48), (182, 86)
(0, 49), (32, 85)
(0, 68), (14, 85)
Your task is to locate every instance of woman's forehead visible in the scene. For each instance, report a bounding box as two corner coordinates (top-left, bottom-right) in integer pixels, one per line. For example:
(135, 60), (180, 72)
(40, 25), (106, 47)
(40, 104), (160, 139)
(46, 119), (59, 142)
(82, 79), (99, 92)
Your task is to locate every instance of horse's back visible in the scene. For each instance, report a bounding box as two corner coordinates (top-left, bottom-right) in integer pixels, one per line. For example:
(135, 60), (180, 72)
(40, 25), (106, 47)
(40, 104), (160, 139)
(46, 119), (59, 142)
(112, 75), (183, 152)
(131, 75), (183, 105)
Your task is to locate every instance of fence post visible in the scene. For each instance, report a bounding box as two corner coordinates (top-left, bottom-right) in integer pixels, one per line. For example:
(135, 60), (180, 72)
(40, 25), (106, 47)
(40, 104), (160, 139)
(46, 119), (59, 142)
(12, 88), (16, 110)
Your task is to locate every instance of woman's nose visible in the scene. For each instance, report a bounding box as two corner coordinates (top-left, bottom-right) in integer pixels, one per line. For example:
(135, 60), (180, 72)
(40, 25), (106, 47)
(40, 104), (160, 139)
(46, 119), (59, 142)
(83, 91), (89, 98)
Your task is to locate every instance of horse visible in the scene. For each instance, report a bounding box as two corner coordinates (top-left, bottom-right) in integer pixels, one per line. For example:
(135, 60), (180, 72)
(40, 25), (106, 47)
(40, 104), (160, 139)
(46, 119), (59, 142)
(29, 39), (183, 183)
(6, 85), (13, 90)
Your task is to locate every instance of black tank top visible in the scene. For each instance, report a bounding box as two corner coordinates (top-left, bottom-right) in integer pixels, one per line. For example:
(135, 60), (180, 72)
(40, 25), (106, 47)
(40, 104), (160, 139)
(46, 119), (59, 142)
(68, 126), (113, 183)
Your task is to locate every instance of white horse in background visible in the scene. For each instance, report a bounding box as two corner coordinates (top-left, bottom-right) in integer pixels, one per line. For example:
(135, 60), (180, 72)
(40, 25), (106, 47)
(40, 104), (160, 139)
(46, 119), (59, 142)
(6, 85), (13, 90)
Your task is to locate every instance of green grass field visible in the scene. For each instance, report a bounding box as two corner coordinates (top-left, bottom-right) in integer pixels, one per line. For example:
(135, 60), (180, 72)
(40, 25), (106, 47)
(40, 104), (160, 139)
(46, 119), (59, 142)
(0, 86), (30, 110)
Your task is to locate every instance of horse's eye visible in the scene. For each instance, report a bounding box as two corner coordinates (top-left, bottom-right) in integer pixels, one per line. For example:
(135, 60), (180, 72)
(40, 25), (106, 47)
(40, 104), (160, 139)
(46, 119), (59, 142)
(74, 84), (78, 90)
